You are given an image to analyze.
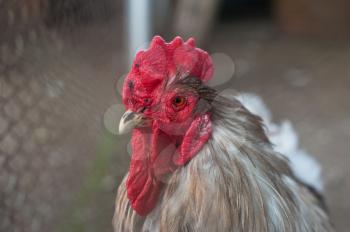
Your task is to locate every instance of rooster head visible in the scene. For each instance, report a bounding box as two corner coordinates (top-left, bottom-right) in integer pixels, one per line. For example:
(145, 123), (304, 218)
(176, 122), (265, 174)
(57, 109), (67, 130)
(119, 36), (214, 216)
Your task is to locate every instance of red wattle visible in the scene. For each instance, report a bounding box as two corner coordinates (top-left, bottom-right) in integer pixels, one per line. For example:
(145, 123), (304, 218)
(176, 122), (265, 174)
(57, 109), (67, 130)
(126, 125), (177, 216)
(175, 113), (212, 165)
(126, 114), (212, 216)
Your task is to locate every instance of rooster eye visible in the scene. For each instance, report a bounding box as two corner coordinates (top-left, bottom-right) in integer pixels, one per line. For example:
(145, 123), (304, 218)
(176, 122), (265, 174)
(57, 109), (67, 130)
(172, 96), (186, 108)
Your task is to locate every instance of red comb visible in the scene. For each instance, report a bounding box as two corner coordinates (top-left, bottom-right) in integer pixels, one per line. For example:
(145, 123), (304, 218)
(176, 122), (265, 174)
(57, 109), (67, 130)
(122, 36), (213, 110)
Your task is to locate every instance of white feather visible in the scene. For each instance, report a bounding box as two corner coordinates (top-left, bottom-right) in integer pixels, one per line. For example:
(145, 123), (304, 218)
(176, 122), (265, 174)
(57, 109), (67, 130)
(236, 93), (272, 125)
(236, 93), (324, 192)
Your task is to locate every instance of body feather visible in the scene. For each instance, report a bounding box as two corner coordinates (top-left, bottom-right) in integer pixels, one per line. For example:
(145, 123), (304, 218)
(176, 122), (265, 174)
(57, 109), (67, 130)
(114, 95), (333, 232)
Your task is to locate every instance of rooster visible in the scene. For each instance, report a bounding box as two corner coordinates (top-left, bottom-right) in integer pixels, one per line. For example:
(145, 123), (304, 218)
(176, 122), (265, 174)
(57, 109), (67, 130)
(113, 36), (333, 232)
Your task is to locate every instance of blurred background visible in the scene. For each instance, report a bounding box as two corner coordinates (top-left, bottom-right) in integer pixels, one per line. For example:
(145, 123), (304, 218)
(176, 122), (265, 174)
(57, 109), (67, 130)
(0, 0), (349, 231)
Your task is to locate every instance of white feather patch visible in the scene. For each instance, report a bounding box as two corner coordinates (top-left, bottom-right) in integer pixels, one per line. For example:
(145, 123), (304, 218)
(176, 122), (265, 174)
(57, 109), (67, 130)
(236, 93), (324, 192)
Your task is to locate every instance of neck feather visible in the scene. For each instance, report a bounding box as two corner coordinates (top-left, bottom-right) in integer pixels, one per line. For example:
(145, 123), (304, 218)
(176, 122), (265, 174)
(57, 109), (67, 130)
(152, 96), (331, 232)
(115, 95), (332, 232)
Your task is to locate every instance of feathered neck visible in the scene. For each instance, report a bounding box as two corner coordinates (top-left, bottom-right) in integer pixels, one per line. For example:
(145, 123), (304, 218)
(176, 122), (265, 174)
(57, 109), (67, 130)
(206, 98), (297, 231)
(147, 96), (331, 231)
(114, 95), (332, 232)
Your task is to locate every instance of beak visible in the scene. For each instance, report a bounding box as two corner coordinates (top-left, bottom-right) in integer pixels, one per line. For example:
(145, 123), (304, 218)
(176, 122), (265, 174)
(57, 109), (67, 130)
(119, 109), (146, 134)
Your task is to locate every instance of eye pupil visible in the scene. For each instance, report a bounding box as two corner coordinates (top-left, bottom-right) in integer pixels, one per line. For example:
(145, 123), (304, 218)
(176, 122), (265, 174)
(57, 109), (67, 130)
(173, 96), (185, 107)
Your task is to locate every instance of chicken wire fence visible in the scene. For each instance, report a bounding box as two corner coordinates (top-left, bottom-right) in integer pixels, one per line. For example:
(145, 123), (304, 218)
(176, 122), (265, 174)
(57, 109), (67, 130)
(0, 1), (120, 231)
(0, 71), (66, 232)
(0, 2), (66, 232)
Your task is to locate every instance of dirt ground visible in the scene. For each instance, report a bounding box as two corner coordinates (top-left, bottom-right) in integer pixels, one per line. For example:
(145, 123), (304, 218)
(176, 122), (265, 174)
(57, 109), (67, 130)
(1, 13), (350, 232)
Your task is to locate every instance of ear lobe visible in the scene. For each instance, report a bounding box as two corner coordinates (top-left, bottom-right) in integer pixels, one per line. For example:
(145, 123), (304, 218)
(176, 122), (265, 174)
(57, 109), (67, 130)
(174, 113), (212, 166)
